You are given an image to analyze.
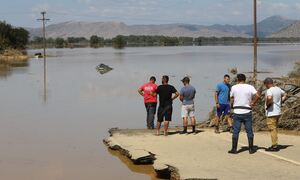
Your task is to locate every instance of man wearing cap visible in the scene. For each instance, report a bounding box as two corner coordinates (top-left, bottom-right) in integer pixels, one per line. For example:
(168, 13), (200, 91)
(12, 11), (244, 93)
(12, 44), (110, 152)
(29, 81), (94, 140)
(138, 76), (158, 129)
(156, 75), (179, 136)
(264, 78), (288, 151)
(214, 74), (233, 134)
(180, 76), (197, 134)
(228, 74), (260, 154)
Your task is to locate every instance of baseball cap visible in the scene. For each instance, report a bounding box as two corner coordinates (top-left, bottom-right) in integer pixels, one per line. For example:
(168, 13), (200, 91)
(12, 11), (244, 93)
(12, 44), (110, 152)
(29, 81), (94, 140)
(181, 76), (190, 82)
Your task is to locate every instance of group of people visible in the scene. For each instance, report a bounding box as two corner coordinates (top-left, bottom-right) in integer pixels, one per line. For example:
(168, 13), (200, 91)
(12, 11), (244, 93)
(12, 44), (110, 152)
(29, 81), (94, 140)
(138, 75), (196, 136)
(138, 73), (287, 153)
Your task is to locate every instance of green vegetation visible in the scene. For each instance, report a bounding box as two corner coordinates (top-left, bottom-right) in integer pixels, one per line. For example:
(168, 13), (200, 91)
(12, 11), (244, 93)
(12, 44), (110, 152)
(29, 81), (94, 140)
(67, 37), (88, 48)
(0, 21), (29, 52)
(112, 35), (126, 49)
(55, 38), (65, 48)
(90, 35), (104, 48)
(28, 35), (300, 49)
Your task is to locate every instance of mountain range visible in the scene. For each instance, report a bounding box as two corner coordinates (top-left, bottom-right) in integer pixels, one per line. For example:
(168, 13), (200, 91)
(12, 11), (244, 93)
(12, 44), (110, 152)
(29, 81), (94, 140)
(269, 21), (300, 38)
(27, 16), (298, 39)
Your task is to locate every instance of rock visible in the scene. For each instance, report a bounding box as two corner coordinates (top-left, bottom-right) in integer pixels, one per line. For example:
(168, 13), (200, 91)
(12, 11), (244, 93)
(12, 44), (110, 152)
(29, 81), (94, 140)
(282, 84), (298, 92)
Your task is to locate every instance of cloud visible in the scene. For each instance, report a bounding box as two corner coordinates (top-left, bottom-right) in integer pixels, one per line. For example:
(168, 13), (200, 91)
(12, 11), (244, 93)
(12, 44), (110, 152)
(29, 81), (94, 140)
(5, 0), (300, 28)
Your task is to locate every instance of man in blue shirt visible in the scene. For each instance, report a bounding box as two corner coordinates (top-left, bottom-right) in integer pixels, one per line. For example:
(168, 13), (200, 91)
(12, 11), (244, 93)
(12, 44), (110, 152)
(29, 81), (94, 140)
(180, 77), (197, 134)
(214, 74), (232, 134)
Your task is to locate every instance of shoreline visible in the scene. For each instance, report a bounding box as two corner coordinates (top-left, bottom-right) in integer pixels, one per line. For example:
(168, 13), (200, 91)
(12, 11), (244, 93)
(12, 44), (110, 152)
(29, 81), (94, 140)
(0, 49), (29, 63)
(27, 42), (300, 50)
(103, 128), (300, 180)
(104, 60), (300, 179)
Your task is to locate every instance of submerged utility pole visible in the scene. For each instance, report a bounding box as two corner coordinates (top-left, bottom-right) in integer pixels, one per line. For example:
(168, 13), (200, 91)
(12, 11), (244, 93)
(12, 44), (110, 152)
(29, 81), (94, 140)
(253, 0), (258, 85)
(37, 11), (50, 102)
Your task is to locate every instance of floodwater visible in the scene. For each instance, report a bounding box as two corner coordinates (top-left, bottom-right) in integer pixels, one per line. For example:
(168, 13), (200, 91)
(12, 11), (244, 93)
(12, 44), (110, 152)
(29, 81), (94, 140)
(0, 46), (300, 180)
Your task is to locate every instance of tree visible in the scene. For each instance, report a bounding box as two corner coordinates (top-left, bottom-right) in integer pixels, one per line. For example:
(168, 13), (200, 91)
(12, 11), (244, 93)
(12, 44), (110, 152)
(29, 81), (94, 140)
(9, 28), (29, 49)
(0, 21), (29, 51)
(55, 38), (65, 48)
(90, 35), (104, 48)
(112, 35), (126, 49)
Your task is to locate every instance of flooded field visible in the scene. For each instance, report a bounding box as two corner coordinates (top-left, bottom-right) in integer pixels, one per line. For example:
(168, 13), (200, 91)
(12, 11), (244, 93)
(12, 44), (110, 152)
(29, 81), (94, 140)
(0, 45), (300, 180)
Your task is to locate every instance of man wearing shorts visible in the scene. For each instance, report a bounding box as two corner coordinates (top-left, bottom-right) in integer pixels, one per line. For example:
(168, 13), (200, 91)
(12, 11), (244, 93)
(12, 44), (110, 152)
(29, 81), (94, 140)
(264, 78), (287, 151)
(156, 75), (179, 136)
(180, 77), (197, 134)
(138, 76), (158, 129)
(214, 74), (232, 133)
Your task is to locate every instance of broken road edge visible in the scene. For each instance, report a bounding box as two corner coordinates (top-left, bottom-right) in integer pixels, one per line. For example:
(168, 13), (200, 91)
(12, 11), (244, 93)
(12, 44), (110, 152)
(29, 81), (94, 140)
(103, 128), (184, 180)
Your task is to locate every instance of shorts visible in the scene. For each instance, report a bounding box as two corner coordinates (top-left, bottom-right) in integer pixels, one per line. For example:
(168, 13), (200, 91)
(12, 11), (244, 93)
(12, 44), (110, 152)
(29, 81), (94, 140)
(217, 104), (231, 117)
(181, 104), (195, 118)
(157, 105), (173, 122)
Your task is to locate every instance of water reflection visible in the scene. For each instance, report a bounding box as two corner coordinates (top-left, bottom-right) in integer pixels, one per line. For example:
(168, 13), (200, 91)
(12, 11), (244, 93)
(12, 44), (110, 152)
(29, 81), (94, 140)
(108, 148), (162, 180)
(1, 46), (300, 180)
(0, 59), (29, 78)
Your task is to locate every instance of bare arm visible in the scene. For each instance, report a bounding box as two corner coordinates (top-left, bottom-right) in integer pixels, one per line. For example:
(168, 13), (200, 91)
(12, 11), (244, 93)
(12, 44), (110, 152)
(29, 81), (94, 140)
(230, 96), (234, 108)
(179, 94), (184, 102)
(282, 92), (288, 103)
(214, 92), (219, 104)
(151, 92), (157, 97)
(138, 89), (144, 97)
(251, 92), (261, 107)
(266, 95), (273, 106)
(172, 92), (180, 101)
(215, 92), (220, 108)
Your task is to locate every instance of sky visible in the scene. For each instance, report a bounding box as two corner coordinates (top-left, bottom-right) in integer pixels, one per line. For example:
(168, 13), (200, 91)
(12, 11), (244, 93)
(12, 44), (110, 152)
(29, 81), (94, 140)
(1, 0), (300, 28)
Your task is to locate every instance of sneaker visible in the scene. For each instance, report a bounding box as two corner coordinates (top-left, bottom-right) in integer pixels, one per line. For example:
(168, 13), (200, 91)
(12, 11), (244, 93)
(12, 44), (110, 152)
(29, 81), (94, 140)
(215, 129), (220, 134)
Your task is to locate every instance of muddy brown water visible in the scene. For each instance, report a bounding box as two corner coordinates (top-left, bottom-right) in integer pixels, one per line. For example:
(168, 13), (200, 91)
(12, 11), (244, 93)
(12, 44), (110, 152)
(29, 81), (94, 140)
(0, 46), (300, 180)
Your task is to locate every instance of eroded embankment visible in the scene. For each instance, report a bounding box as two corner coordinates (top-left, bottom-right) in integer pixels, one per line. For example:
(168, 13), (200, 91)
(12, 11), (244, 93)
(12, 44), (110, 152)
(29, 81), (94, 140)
(103, 128), (300, 180)
(103, 128), (180, 179)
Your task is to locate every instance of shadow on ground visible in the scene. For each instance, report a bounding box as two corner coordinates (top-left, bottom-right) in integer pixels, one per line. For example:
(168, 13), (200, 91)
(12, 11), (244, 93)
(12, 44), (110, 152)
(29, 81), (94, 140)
(237, 144), (293, 154)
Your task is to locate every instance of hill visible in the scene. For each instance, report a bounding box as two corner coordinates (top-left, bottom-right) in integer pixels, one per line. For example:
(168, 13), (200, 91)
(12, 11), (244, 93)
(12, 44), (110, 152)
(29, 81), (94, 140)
(269, 21), (300, 38)
(27, 16), (296, 39)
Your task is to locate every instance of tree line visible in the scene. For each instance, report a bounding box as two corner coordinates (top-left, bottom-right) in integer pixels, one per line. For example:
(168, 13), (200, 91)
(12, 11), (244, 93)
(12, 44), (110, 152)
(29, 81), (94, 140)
(29, 35), (300, 49)
(0, 21), (29, 52)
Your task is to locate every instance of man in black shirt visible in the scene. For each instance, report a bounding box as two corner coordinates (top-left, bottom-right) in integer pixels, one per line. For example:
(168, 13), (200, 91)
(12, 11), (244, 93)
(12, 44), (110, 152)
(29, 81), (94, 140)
(155, 75), (179, 136)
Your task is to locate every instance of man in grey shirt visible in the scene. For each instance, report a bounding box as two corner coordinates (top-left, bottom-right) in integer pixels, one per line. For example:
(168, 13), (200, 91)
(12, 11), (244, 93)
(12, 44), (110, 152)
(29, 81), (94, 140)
(180, 77), (197, 134)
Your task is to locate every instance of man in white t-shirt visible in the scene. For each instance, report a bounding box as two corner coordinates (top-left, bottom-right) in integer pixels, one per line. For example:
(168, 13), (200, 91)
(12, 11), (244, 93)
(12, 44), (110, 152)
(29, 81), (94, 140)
(264, 78), (287, 151)
(228, 74), (260, 154)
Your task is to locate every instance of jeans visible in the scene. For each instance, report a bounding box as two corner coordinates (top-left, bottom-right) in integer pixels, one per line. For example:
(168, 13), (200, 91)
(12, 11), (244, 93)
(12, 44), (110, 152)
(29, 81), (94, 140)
(145, 103), (157, 129)
(232, 112), (254, 139)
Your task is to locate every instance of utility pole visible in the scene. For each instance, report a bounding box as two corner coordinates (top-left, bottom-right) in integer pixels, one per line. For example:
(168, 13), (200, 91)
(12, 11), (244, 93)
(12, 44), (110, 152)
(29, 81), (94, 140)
(37, 11), (50, 102)
(253, 0), (258, 85)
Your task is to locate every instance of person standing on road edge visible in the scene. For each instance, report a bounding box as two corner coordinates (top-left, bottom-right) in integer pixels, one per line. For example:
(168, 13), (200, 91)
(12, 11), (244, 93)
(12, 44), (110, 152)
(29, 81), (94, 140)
(138, 76), (158, 129)
(180, 76), (197, 134)
(155, 75), (179, 136)
(264, 78), (288, 151)
(228, 74), (260, 154)
(214, 74), (233, 134)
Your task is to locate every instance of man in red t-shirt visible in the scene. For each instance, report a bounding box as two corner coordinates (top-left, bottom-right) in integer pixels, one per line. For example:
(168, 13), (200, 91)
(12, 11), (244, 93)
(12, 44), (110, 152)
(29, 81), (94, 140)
(138, 76), (158, 129)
